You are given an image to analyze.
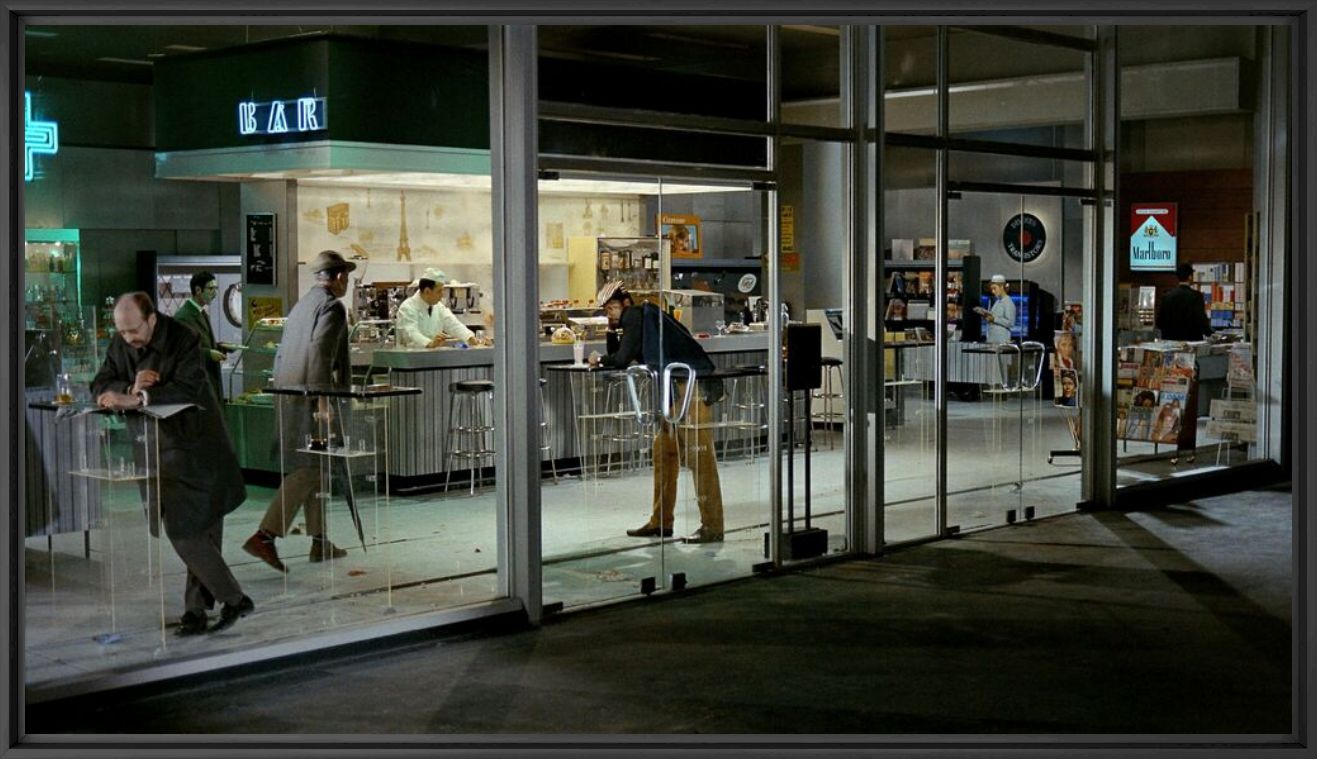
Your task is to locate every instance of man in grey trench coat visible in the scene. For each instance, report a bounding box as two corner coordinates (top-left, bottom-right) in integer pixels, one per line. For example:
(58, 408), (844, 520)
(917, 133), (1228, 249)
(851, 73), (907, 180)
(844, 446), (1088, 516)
(243, 250), (355, 572)
(92, 292), (253, 635)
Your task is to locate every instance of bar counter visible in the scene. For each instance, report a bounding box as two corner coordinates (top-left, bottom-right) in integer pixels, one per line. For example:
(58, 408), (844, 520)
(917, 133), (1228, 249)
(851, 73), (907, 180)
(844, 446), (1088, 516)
(373, 333), (772, 488)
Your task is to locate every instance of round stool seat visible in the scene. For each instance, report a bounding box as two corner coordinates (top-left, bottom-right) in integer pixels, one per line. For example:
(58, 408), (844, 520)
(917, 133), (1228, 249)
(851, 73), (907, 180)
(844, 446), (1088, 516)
(821, 357), (843, 367)
(451, 379), (495, 394)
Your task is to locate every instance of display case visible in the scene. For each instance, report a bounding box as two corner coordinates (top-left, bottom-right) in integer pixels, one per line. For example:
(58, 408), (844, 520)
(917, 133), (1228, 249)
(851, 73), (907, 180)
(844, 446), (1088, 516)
(224, 318), (283, 472)
(883, 256), (982, 337)
(24, 229), (100, 395)
(596, 237), (662, 293)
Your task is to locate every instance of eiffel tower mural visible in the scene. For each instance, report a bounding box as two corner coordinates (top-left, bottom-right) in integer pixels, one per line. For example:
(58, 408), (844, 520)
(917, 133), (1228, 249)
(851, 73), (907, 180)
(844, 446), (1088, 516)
(396, 190), (412, 262)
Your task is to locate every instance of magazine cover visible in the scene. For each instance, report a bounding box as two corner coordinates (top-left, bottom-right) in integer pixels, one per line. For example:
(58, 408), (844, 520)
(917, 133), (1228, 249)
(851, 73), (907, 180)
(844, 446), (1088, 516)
(1051, 331), (1079, 371)
(1151, 390), (1187, 444)
(1053, 368), (1080, 407)
(1165, 351), (1195, 380)
(1117, 362), (1138, 388)
(1126, 406), (1155, 440)
(1132, 388), (1159, 411)
(1159, 375), (1191, 396)
(1117, 388), (1135, 410)
(1137, 351), (1163, 388)
(1226, 344), (1255, 389)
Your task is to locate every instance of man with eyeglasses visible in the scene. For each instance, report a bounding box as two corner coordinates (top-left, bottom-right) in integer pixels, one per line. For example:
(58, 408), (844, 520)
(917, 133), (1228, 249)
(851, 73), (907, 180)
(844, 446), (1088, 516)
(173, 271), (235, 400)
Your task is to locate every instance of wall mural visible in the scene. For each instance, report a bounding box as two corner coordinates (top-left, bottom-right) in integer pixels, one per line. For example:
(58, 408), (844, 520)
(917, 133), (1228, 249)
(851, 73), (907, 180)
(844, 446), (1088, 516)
(296, 184), (643, 267)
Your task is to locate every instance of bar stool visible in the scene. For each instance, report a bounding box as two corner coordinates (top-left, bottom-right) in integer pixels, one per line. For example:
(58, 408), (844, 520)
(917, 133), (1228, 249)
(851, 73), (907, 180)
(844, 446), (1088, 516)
(731, 364), (767, 461)
(539, 377), (559, 483)
(444, 379), (495, 495)
(601, 371), (647, 475)
(812, 357), (844, 450)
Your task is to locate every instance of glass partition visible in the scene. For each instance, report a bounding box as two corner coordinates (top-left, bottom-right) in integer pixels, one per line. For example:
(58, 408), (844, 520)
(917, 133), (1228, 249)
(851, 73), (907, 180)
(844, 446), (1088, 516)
(880, 145), (940, 544)
(781, 25), (843, 129)
(536, 175), (775, 607)
(948, 27), (1090, 151)
(22, 24), (505, 694)
(1113, 24), (1280, 485)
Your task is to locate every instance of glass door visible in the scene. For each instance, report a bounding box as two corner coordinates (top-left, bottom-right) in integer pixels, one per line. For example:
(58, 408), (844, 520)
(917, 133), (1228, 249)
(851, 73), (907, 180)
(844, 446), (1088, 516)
(537, 175), (775, 606)
(537, 175), (667, 609)
(944, 192), (1032, 532)
(657, 183), (775, 587)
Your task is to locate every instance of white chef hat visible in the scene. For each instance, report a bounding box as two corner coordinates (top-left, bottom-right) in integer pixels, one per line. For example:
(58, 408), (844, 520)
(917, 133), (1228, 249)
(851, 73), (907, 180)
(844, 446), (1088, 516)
(990, 274), (1007, 284)
(411, 268), (449, 288)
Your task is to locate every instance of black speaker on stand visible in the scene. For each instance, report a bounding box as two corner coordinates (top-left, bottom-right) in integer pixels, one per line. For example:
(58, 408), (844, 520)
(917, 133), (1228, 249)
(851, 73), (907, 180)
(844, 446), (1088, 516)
(766, 322), (829, 561)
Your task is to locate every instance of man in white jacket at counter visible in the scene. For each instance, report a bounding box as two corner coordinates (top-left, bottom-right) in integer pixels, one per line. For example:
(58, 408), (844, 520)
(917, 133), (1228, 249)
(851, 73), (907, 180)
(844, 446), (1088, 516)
(395, 268), (487, 348)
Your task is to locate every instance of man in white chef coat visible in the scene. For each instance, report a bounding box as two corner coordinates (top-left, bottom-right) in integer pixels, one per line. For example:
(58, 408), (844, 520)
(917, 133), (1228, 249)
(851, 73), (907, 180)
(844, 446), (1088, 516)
(395, 268), (489, 348)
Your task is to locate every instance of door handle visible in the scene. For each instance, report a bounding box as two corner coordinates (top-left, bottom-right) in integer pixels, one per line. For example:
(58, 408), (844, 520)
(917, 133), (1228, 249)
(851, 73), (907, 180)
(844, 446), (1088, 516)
(624, 365), (654, 427)
(662, 362), (695, 424)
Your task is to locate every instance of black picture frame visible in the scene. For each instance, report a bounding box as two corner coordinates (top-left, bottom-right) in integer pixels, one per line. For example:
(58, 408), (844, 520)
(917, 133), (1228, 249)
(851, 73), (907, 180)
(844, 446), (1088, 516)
(244, 212), (277, 286)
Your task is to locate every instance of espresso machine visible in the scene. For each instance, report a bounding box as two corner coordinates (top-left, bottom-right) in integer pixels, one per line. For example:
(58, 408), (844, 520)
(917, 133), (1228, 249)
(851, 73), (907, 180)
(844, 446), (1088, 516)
(442, 282), (481, 314)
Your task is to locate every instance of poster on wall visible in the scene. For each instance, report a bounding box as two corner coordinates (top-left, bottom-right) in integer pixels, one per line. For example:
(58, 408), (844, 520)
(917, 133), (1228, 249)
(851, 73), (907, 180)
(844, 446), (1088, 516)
(246, 296), (283, 330)
(1130, 203), (1178, 272)
(780, 206), (799, 272)
(245, 213), (277, 286)
(658, 213), (701, 260)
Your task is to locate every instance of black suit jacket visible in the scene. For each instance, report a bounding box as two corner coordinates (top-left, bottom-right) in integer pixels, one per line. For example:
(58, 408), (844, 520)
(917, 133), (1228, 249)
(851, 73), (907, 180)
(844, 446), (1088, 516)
(172, 298), (224, 398)
(91, 314), (246, 538)
(1156, 283), (1213, 341)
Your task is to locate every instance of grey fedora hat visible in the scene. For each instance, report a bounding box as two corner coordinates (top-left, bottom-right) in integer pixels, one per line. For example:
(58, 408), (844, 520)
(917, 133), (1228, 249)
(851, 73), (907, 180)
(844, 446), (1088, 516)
(309, 249), (357, 274)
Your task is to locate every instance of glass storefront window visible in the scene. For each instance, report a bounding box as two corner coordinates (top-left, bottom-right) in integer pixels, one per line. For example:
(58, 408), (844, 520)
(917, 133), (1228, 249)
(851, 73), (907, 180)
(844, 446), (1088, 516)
(1113, 25), (1283, 485)
(10, 19), (1294, 715)
(21, 24), (506, 695)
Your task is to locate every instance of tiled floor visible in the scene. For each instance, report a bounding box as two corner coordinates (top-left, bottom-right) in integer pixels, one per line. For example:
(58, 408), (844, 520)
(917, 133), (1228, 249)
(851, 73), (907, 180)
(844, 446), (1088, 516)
(21, 387), (1250, 692)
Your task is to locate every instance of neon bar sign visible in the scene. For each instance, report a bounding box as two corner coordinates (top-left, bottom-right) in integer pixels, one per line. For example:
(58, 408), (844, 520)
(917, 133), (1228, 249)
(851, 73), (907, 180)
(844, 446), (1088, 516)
(237, 96), (327, 136)
(24, 91), (58, 182)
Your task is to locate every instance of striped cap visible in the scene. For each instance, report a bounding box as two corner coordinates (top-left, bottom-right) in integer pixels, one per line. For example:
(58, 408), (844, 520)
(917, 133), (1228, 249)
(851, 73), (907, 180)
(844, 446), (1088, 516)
(596, 280), (628, 308)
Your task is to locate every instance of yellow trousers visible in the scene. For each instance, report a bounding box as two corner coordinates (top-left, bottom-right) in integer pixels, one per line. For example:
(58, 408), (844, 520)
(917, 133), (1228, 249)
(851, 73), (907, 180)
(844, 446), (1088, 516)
(645, 395), (724, 533)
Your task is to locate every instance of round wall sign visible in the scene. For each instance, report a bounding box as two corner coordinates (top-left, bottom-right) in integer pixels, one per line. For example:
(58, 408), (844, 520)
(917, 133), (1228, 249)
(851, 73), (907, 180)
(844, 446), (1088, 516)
(737, 273), (759, 293)
(1002, 213), (1046, 263)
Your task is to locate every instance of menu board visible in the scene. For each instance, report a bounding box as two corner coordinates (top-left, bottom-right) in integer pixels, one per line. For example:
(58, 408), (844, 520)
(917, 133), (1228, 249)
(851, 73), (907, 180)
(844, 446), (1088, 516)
(1115, 346), (1195, 443)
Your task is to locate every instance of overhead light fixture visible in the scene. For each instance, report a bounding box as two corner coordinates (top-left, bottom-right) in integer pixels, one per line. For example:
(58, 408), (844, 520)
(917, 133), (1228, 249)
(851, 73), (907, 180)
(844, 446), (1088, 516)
(295, 171), (747, 196)
(24, 29), (59, 38)
(164, 44), (207, 52)
(96, 57), (154, 66)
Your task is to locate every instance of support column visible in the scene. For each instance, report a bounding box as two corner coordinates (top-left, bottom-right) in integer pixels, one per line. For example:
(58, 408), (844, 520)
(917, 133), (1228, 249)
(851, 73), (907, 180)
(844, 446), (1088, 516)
(489, 25), (542, 623)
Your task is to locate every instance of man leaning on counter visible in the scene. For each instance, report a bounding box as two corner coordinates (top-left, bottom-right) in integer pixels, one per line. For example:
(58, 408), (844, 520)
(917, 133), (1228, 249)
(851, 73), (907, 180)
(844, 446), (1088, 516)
(395, 267), (490, 348)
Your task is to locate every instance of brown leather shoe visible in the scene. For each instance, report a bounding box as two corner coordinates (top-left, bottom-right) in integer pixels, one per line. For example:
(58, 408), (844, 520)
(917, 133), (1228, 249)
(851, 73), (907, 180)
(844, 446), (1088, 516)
(309, 537), (347, 562)
(682, 526), (724, 544)
(626, 524), (674, 538)
(242, 532), (287, 573)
